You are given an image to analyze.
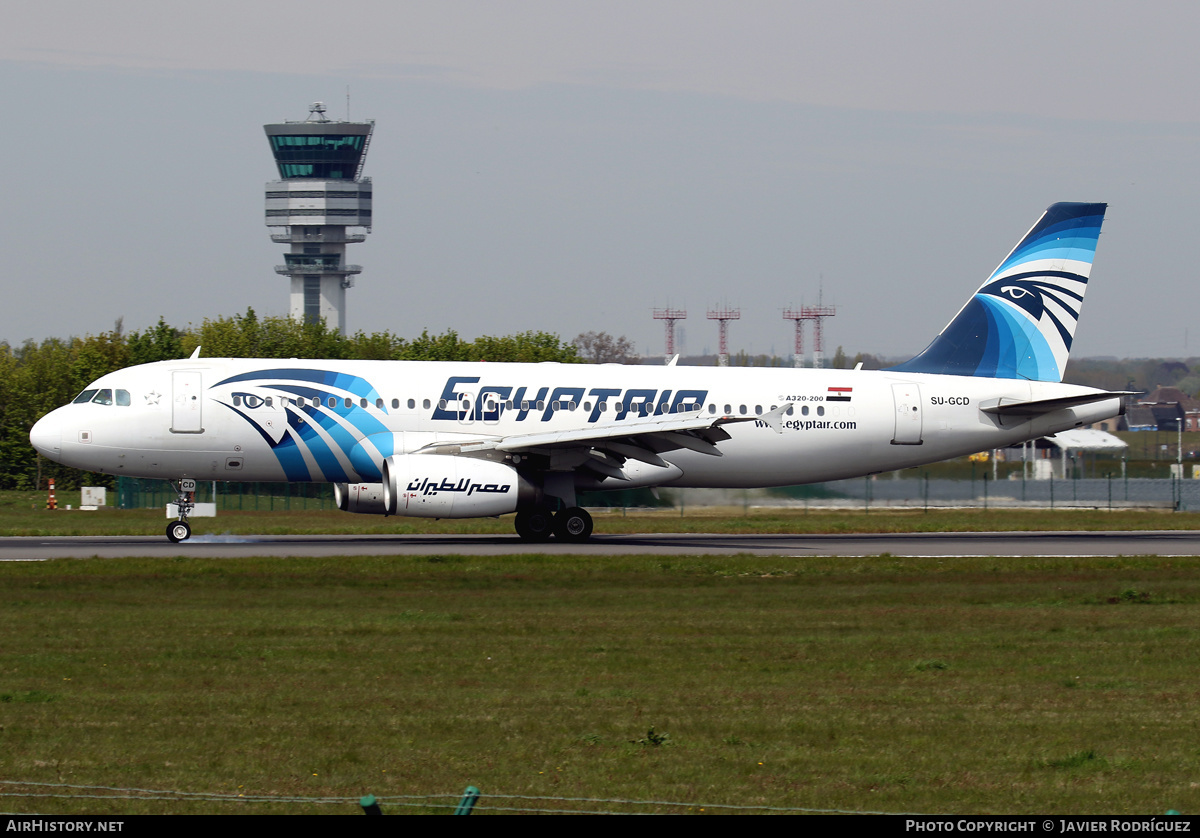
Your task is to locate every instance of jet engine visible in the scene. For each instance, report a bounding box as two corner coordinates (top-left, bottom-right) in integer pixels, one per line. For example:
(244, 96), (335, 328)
(333, 482), (388, 515)
(381, 454), (534, 518)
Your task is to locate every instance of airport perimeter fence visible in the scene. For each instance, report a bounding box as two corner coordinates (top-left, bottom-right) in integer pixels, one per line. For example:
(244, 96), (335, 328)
(115, 478), (336, 512)
(767, 474), (1200, 511)
(111, 475), (1200, 513)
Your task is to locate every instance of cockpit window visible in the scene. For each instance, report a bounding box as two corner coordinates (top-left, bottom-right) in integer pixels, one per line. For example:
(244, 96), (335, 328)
(73, 389), (98, 404)
(92, 389), (113, 405)
(115, 389), (131, 406)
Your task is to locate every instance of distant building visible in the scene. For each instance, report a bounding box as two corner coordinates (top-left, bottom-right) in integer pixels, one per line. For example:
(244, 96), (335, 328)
(1006, 428), (1128, 479)
(1122, 405), (1159, 432)
(264, 102), (374, 334)
(1123, 387), (1200, 432)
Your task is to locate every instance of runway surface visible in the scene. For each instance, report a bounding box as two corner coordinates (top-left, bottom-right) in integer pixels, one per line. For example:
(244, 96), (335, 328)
(2, 530), (1199, 560)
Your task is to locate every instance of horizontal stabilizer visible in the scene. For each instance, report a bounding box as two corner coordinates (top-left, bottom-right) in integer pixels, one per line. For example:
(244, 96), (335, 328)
(980, 391), (1131, 417)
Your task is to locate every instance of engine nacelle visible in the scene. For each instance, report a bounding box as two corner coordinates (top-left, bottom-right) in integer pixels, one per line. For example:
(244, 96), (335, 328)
(334, 482), (388, 515)
(382, 454), (532, 518)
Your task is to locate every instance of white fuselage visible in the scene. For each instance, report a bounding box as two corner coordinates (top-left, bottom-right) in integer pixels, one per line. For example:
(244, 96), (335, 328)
(30, 358), (1121, 491)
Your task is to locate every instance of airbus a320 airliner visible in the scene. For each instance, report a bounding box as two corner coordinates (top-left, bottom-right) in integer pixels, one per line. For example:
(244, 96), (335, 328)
(31, 203), (1123, 543)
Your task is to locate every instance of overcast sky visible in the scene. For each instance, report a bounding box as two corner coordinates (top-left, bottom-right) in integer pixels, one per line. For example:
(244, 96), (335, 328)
(3, 1), (1199, 360)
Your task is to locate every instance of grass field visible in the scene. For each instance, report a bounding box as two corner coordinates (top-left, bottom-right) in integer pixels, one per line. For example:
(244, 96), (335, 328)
(5, 486), (1200, 538)
(2, 553), (1200, 815)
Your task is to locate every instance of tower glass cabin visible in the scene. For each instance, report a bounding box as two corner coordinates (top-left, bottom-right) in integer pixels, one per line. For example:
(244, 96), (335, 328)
(264, 102), (374, 334)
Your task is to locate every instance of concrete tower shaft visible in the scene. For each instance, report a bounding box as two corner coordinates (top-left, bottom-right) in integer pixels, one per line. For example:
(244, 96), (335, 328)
(264, 103), (374, 334)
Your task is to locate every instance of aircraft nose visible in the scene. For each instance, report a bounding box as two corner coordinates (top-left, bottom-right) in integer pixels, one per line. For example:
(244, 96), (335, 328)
(29, 411), (63, 458)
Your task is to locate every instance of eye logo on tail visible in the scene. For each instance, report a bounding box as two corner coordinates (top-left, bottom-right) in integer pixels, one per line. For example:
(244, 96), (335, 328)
(977, 271), (1086, 353)
(890, 202), (1106, 383)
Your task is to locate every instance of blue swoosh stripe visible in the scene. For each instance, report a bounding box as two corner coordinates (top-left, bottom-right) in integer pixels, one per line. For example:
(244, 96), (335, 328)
(288, 410), (352, 482)
(272, 384), (390, 437)
(978, 295), (1058, 380)
(270, 433), (315, 481)
(215, 368), (384, 404)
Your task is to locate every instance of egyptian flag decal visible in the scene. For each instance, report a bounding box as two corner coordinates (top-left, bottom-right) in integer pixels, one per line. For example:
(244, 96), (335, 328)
(827, 387), (853, 402)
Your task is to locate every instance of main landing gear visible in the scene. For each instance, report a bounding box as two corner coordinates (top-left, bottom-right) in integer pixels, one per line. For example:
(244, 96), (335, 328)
(166, 478), (196, 543)
(555, 506), (594, 541)
(513, 505), (593, 542)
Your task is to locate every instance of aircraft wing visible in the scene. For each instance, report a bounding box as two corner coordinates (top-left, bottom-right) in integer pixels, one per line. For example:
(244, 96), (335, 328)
(413, 404), (788, 479)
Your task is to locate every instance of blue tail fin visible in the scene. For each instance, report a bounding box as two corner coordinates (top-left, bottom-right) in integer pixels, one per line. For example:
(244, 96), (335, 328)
(889, 202), (1107, 382)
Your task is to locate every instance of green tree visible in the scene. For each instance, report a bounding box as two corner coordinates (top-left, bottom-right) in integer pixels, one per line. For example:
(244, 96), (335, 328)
(345, 330), (406, 360)
(572, 332), (636, 364)
(192, 308), (350, 359)
(476, 331), (582, 363)
(397, 329), (472, 362)
(127, 318), (184, 365)
(69, 331), (130, 395)
(1, 338), (82, 489)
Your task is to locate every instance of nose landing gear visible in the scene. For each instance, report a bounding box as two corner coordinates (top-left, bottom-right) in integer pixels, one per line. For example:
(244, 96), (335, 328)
(166, 519), (191, 543)
(166, 479), (196, 543)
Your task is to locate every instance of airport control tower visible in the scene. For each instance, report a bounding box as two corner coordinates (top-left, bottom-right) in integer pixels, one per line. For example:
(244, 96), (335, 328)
(264, 102), (374, 333)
